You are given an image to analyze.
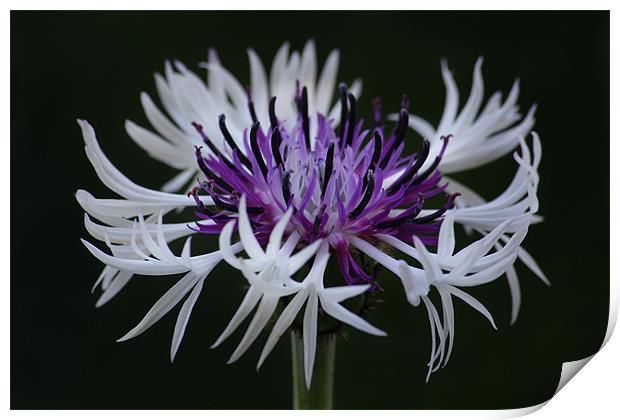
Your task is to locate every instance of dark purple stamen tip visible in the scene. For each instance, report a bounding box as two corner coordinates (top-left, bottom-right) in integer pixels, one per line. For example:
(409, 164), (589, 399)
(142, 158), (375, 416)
(411, 135), (451, 186)
(300, 86), (311, 150)
(346, 92), (357, 147)
(218, 114), (252, 169)
(271, 126), (284, 167)
(194, 146), (233, 192)
(379, 108), (410, 169)
(282, 170), (292, 205)
(245, 86), (258, 124)
(311, 204), (328, 236)
(373, 194), (425, 229)
(371, 130), (383, 166)
(338, 83), (349, 144)
(386, 139), (431, 195)
(411, 193), (460, 224)
(349, 169), (375, 219)
(321, 142), (335, 198)
(269, 97), (278, 129)
(192, 121), (239, 172)
(250, 122), (268, 178)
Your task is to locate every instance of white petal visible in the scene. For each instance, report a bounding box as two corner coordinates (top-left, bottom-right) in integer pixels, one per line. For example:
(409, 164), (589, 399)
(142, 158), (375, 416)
(446, 285), (497, 330)
(117, 271), (201, 342)
(506, 265), (521, 325)
(219, 220), (242, 269)
(228, 294), (279, 364)
(212, 286), (262, 349)
(257, 288), (310, 369)
(315, 49), (340, 114)
(238, 195), (266, 261)
(170, 277), (205, 361)
(303, 284), (319, 388)
(266, 206), (294, 257)
(125, 120), (193, 169)
(287, 239), (323, 275)
(161, 168), (196, 193)
(319, 295), (386, 336)
(518, 246), (550, 285)
(95, 270), (133, 307)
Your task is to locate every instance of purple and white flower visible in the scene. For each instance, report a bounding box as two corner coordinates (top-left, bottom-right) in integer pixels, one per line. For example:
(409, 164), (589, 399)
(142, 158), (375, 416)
(78, 40), (547, 385)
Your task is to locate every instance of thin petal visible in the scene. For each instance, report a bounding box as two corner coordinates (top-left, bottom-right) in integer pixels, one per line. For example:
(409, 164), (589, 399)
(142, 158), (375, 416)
(170, 277), (205, 361)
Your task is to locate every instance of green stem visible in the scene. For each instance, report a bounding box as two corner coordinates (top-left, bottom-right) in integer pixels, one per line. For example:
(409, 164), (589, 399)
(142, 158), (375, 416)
(291, 330), (336, 409)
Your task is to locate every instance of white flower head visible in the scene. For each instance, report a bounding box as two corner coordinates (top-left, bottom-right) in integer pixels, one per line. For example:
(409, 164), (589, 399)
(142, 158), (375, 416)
(77, 41), (547, 386)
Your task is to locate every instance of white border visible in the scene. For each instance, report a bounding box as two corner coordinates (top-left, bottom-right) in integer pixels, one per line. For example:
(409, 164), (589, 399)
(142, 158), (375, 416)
(3, 2), (616, 419)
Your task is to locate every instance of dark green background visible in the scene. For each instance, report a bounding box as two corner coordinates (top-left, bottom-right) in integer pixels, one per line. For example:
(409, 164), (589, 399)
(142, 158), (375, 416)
(11, 11), (609, 409)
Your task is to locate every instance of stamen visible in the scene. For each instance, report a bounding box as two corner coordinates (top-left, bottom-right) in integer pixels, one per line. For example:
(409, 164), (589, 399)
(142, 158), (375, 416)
(192, 122), (239, 172)
(386, 139), (430, 195)
(188, 187), (208, 213)
(379, 108), (409, 169)
(271, 126), (284, 167)
(373, 194), (425, 229)
(301, 86), (311, 150)
(269, 97), (278, 129)
(245, 87), (258, 124)
(282, 170), (292, 205)
(394, 108), (409, 147)
(346, 92), (357, 146)
(338, 83), (348, 145)
(218, 114), (252, 169)
(411, 193), (460, 224)
(410, 135), (451, 186)
(250, 122), (268, 178)
(210, 193), (263, 214)
(192, 122), (221, 157)
(349, 169), (375, 219)
(311, 204), (328, 237)
(194, 146), (233, 191)
(321, 142), (335, 198)
(371, 130), (383, 166)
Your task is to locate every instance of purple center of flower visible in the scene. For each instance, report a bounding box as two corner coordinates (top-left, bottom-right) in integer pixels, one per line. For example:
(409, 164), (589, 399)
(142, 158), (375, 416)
(189, 84), (457, 285)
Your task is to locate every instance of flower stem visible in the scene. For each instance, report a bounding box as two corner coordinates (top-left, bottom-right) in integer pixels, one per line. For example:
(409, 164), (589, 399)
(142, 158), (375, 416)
(291, 329), (336, 409)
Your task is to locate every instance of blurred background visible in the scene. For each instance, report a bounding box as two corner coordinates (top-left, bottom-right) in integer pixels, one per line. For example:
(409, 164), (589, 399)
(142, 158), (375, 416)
(11, 11), (609, 409)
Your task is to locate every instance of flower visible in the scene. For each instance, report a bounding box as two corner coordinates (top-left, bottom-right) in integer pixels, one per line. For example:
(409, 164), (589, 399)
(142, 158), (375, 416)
(78, 40), (547, 385)
(215, 196), (386, 387)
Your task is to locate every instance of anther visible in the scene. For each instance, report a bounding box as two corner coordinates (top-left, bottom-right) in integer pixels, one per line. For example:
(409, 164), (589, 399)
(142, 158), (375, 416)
(194, 146), (233, 191)
(321, 142), (335, 198)
(371, 130), (383, 166)
(245, 86), (258, 124)
(271, 126), (284, 167)
(311, 204), (328, 237)
(192, 121), (239, 173)
(282, 170), (292, 205)
(349, 169), (375, 219)
(338, 83), (349, 145)
(346, 92), (357, 146)
(411, 193), (460, 224)
(218, 114), (252, 169)
(301, 86), (311, 150)
(250, 122), (268, 178)
(410, 135), (451, 186)
(386, 139), (431, 195)
(269, 97), (278, 129)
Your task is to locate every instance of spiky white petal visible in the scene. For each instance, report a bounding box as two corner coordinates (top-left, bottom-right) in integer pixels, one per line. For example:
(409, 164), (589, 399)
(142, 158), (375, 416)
(126, 40), (360, 192)
(215, 200), (384, 386)
(385, 57), (535, 187)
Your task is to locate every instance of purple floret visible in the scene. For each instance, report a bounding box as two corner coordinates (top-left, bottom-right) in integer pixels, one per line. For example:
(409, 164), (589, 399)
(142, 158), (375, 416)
(190, 85), (457, 286)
